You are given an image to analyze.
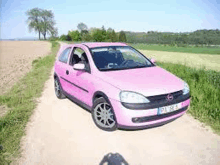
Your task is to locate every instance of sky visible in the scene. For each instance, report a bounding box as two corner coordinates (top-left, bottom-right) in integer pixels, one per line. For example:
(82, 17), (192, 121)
(0, 0), (220, 39)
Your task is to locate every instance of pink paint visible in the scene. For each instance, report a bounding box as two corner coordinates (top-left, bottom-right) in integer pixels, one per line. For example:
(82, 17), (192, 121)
(181, 99), (190, 107)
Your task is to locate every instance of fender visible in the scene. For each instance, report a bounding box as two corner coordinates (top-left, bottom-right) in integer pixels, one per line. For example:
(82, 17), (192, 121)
(92, 91), (118, 124)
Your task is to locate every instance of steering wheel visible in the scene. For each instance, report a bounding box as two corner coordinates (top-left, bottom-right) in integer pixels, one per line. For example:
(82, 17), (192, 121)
(107, 63), (118, 68)
(120, 60), (134, 67)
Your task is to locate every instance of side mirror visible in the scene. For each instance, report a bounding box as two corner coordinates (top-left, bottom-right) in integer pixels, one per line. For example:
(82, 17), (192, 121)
(73, 63), (85, 71)
(150, 58), (156, 64)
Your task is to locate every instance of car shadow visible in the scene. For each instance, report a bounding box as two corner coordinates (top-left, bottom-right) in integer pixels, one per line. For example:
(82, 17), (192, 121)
(118, 117), (179, 132)
(64, 94), (181, 132)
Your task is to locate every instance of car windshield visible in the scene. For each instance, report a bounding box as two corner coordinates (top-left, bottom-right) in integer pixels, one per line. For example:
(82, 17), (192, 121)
(90, 46), (154, 71)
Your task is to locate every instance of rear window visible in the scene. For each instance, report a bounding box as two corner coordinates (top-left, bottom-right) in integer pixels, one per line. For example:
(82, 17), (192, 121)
(59, 47), (71, 63)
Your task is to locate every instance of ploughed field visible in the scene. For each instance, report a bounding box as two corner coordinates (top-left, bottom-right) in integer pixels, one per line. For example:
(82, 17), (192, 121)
(0, 41), (51, 95)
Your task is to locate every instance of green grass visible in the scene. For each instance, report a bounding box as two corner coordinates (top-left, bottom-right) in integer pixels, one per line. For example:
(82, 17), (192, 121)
(157, 62), (220, 134)
(0, 41), (59, 164)
(130, 43), (220, 55)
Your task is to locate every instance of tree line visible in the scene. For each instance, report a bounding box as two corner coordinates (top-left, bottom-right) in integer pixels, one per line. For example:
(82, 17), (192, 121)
(26, 8), (220, 45)
(60, 23), (220, 46)
(125, 29), (220, 45)
(26, 8), (58, 40)
(59, 23), (127, 42)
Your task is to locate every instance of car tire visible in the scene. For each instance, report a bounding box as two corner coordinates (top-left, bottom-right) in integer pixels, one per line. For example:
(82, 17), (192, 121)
(92, 97), (117, 131)
(54, 77), (65, 99)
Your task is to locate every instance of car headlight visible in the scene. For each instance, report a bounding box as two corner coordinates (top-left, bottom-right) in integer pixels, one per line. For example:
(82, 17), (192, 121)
(120, 91), (150, 103)
(183, 82), (190, 95)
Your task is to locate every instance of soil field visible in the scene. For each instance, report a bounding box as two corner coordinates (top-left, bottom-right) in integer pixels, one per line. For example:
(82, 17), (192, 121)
(140, 50), (220, 71)
(0, 41), (51, 95)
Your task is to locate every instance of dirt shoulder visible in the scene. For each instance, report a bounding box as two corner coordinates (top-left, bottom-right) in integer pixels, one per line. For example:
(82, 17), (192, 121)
(0, 41), (51, 95)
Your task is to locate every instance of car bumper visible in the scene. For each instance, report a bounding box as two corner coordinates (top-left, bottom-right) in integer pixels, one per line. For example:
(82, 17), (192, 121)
(109, 98), (190, 129)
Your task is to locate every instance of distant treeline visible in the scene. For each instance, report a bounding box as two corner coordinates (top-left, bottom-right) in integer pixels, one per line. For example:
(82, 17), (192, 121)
(125, 29), (220, 45)
(59, 22), (127, 42)
(58, 23), (220, 45)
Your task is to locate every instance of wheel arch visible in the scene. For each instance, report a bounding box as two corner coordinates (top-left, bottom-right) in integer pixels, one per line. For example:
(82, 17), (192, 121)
(92, 91), (118, 125)
(54, 72), (58, 79)
(93, 91), (110, 105)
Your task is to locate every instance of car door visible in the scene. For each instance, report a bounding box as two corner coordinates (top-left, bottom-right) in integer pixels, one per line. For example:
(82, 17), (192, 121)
(56, 47), (73, 93)
(65, 46), (95, 107)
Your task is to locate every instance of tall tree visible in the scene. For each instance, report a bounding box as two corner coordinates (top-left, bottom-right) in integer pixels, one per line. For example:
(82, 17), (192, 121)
(50, 27), (58, 38)
(40, 9), (56, 40)
(26, 8), (42, 39)
(119, 31), (127, 42)
(111, 30), (118, 42)
(77, 22), (88, 32)
(101, 26), (107, 41)
(26, 8), (57, 40)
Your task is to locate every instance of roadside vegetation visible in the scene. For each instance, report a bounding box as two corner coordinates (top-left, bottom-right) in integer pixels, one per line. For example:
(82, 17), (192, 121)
(157, 62), (220, 134)
(59, 22), (127, 43)
(0, 41), (59, 164)
(130, 43), (220, 55)
(125, 29), (220, 45)
(57, 22), (220, 55)
(57, 22), (220, 47)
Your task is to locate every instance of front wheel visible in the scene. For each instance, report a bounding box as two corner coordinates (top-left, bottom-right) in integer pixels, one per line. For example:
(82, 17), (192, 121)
(92, 97), (117, 131)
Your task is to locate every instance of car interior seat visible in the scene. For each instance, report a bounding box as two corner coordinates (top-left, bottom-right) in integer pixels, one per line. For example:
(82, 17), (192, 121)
(72, 54), (81, 65)
(81, 53), (90, 71)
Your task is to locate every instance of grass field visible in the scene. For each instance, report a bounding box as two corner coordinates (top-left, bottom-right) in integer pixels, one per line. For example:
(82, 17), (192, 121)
(131, 43), (220, 55)
(0, 41), (59, 164)
(157, 62), (220, 134)
(140, 50), (220, 72)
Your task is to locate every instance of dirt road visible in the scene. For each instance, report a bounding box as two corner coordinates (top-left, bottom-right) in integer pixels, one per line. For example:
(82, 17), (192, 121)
(17, 43), (220, 165)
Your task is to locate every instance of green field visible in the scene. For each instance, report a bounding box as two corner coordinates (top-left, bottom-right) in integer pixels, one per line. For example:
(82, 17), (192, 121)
(130, 43), (220, 55)
(0, 41), (59, 164)
(157, 62), (220, 134)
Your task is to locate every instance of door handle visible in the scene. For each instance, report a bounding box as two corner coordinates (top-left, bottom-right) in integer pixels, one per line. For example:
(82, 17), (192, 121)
(66, 70), (69, 75)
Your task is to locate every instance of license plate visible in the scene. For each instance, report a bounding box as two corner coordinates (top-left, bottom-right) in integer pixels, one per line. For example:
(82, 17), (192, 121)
(158, 104), (180, 115)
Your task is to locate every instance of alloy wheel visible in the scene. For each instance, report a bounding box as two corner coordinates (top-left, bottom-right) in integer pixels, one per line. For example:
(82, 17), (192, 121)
(54, 79), (61, 97)
(93, 102), (116, 128)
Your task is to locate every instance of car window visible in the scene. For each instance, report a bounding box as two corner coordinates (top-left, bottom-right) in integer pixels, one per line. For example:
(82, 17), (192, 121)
(59, 47), (71, 63)
(91, 46), (153, 71)
(70, 47), (91, 73)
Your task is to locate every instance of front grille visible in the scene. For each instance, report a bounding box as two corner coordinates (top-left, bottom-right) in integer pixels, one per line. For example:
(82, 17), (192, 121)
(132, 106), (188, 123)
(147, 90), (183, 102)
(121, 90), (190, 110)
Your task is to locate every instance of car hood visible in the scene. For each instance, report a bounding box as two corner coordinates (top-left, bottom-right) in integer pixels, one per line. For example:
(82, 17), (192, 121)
(96, 66), (184, 96)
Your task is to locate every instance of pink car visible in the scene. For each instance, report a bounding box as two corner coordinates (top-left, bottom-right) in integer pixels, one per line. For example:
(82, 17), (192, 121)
(54, 42), (190, 131)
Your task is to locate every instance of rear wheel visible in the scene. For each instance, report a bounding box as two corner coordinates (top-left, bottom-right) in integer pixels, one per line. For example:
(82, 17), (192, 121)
(54, 77), (65, 99)
(92, 97), (117, 131)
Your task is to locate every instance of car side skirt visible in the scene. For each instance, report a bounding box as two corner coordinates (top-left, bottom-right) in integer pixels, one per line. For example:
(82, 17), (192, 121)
(63, 91), (92, 112)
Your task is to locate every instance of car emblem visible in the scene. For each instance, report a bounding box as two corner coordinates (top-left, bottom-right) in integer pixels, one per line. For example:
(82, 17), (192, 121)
(166, 94), (173, 101)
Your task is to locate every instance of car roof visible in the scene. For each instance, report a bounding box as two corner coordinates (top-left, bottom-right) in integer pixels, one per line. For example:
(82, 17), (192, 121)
(73, 42), (128, 48)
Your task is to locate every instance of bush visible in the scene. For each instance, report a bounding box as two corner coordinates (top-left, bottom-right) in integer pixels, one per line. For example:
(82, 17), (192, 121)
(68, 30), (81, 41)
